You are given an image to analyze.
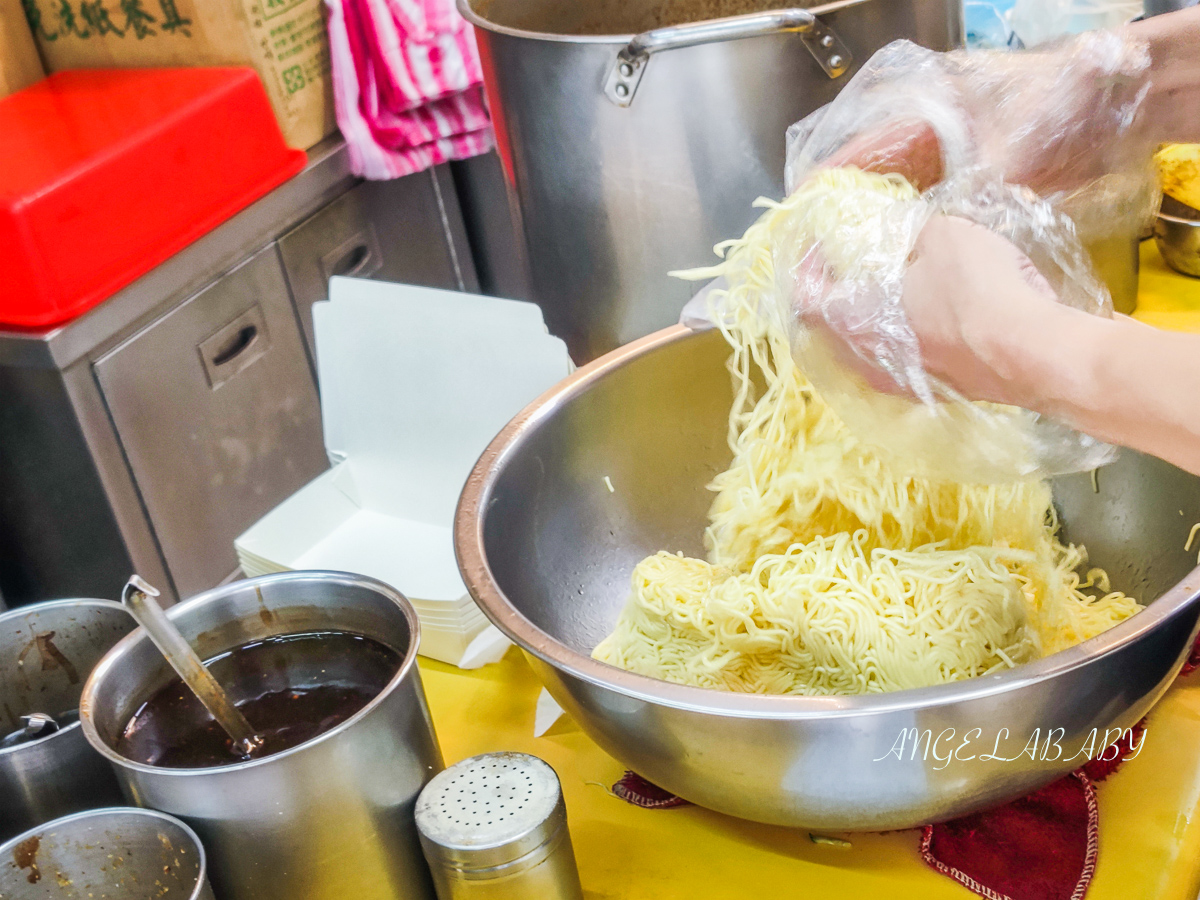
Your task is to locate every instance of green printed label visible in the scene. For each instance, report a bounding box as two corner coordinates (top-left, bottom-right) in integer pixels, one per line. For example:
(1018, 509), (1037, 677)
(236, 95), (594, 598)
(22, 0), (193, 40)
(261, 0), (307, 21)
(281, 64), (304, 94)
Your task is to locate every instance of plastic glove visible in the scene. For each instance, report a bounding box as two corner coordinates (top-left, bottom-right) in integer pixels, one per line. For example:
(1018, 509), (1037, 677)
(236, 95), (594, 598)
(796, 31), (1154, 201)
(900, 216), (1062, 409)
(894, 214), (1200, 481)
(761, 28), (1169, 481)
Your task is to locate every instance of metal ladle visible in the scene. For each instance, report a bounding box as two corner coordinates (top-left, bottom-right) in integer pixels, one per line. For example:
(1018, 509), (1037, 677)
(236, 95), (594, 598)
(121, 576), (261, 758)
(0, 713), (62, 749)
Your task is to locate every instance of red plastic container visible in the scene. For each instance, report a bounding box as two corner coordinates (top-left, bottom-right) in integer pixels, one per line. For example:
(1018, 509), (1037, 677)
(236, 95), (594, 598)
(0, 68), (307, 329)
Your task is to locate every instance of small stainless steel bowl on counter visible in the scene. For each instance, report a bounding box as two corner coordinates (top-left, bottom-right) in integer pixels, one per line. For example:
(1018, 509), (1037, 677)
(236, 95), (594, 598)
(80, 571), (445, 900)
(0, 807), (214, 900)
(455, 325), (1200, 831)
(0, 599), (137, 841)
(1155, 196), (1200, 278)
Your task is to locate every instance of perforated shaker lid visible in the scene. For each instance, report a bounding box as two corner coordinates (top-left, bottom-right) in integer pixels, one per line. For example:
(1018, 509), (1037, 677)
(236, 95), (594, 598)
(415, 752), (567, 871)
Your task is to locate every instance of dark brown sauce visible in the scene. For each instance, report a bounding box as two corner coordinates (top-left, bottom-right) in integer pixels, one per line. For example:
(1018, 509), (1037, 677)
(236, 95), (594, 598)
(14, 835), (40, 884)
(36, 632), (79, 684)
(15, 631), (79, 685)
(116, 631), (401, 769)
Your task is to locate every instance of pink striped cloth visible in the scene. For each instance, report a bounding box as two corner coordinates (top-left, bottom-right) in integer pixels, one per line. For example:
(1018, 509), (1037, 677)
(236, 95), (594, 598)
(326, 0), (494, 180)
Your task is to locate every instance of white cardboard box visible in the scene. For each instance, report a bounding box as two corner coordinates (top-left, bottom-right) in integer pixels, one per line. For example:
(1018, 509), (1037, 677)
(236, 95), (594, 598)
(235, 278), (571, 665)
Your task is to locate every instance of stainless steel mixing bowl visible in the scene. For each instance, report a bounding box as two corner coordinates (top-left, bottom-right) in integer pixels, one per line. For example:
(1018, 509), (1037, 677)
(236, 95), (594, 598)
(455, 325), (1200, 831)
(1155, 196), (1200, 278)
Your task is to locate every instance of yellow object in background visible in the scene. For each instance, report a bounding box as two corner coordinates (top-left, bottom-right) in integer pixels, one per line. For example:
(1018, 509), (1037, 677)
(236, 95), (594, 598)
(1137, 238), (1200, 333)
(1155, 143), (1200, 212)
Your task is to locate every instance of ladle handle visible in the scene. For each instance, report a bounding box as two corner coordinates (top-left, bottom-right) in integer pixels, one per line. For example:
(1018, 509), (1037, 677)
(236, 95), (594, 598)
(121, 576), (260, 754)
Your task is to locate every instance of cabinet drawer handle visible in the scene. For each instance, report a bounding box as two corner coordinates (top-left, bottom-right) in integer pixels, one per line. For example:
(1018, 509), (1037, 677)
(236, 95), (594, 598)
(210, 324), (259, 368)
(330, 243), (372, 278)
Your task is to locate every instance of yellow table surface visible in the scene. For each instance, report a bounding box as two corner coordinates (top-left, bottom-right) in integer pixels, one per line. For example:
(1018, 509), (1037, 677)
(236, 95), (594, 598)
(419, 243), (1200, 900)
(419, 650), (1200, 900)
(1137, 239), (1200, 332)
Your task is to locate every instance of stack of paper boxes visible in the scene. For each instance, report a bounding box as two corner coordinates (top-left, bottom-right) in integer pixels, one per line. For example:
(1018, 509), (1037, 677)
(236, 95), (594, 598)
(236, 278), (571, 666)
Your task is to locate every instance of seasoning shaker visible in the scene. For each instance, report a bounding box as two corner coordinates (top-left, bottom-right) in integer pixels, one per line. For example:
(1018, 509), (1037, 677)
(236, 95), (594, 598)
(415, 752), (584, 900)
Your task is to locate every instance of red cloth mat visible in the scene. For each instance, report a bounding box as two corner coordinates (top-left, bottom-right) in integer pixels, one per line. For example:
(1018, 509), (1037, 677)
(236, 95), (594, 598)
(611, 771), (691, 809)
(919, 724), (1144, 900)
(920, 772), (1098, 900)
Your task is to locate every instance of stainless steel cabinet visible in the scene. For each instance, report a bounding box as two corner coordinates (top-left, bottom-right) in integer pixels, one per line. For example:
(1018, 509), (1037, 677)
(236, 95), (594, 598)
(0, 141), (481, 606)
(95, 247), (328, 598)
(279, 168), (479, 363)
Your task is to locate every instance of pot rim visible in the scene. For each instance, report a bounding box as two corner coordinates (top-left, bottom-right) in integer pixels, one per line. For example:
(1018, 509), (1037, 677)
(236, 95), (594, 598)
(454, 324), (1200, 719)
(1159, 212), (1200, 227)
(0, 598), (128, 759)
(79, 571), (423, 776)
(0, 806), (211, 899)
(456, 0), (872, 44)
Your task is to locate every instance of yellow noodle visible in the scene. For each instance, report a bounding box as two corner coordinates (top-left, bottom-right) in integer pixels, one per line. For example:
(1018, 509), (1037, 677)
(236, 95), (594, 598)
(593, 169), (1142, 695)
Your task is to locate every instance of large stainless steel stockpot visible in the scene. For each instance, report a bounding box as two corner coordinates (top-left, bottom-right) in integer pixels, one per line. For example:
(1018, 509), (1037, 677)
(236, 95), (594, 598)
(0, 599), (136, 841)
(460, 0), (963, 362)
(455, 325), (1200, 830)
(80, 571), (444, 900)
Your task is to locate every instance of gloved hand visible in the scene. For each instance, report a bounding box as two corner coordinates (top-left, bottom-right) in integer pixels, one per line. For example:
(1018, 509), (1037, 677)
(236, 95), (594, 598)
(789, 211), (1064, 407)
(768, 30), (1158, 481)
(770, 8), (1200, 479)
(899, 216), (1062, 409)
(803, 30), (1154, 199)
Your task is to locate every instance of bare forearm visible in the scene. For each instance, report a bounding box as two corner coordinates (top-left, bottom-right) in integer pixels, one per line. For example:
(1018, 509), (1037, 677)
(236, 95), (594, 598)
(1128, 5), (1200, 146)
(1000, 307), (1200, 476)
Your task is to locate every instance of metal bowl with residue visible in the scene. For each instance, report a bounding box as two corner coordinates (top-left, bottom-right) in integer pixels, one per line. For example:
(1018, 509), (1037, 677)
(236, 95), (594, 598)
(0, 599), (136, 841)
(0, 807), (213, 899)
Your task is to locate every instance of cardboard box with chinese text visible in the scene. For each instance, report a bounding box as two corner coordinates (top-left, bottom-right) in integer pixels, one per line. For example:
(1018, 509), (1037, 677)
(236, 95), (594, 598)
(1, 0), (45, 97)
(22, 0), (334, 149)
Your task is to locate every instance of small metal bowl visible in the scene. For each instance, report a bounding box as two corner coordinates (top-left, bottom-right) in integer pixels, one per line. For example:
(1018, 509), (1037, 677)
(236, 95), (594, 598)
(0, 599), (137, 841)
(0, 807), (214, 899)
(1155, 196), (1200, 278)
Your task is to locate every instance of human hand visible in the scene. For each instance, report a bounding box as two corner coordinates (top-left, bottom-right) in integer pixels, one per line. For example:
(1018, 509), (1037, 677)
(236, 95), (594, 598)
(813, 30), (1153, 198)
(824, 119), (945, 192)
(899, 216), (1064, 408)
(791, 215), (1069, 409)
(957, 30), (1153, 196)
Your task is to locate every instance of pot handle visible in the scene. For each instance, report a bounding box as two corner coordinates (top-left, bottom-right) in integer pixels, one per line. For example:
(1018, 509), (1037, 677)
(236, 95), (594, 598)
(604, 8), (852, 107)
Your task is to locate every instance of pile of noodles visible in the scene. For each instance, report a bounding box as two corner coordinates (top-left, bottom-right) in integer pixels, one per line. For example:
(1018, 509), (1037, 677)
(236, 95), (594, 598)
(592, 169), (1141, 696)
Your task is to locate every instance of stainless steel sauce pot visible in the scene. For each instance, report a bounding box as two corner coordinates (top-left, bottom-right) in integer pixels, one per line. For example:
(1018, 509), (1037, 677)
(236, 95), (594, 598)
(460, 0), (964, 362)
(80, 571), (444, 900)
(0, 599), (136, 841)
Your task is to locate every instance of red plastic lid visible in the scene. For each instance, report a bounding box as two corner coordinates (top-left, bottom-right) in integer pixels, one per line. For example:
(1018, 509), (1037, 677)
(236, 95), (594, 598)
(0, 68), (306, 329)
